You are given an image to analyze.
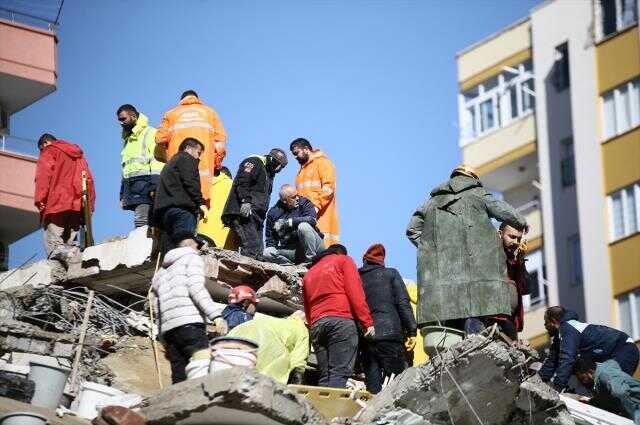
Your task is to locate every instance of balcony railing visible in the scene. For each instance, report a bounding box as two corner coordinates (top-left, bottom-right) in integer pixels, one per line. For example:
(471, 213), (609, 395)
(0, 134), (39, 159)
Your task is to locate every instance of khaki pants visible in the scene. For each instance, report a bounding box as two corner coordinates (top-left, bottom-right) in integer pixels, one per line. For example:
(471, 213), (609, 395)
(43, 211), (81, 259)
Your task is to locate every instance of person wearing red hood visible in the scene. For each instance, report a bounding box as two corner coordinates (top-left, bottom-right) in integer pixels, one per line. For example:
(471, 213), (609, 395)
(34, 133), (95, 263)
(358, 244), (417, 393)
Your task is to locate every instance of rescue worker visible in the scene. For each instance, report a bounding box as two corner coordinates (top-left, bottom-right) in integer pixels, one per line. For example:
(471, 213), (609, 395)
(117, 104), (164, 228)
(196, 167), (238, 249)
(152, 237), (225, 383)
(290, 138), (339, 246)
(153, 138), (208, 250)
(221, 149), (288, 258)
(540, 306), (639, 392)
(263, 184), (325, 265)
(358, 243), (417, 394)
(155, 90), (227, 202)
(228, 311), (309, 384)
(574, 357), (640, 423)
(406, 165), (526, 334)
(34, 133), (95, 264)
(222, 285), (258, 331)
(303, 244), (375, 388)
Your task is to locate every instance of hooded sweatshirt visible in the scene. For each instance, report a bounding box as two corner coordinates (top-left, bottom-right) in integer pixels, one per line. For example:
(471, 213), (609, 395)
(152, 247), (223, 334)
(34, 140), (95, 220)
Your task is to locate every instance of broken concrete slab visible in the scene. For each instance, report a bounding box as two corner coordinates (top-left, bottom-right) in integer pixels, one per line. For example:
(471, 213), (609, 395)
(357, 335), (574, 425)
(0, 319), (82, 360)
(140, 367), (328, 425)
(0, 396), (91, 425)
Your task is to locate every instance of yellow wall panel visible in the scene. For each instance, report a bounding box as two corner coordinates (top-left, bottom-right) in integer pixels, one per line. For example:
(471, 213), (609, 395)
(596, 27), (640, 94)
(610, 233), (640, 296)
(602, 127), (640, 194)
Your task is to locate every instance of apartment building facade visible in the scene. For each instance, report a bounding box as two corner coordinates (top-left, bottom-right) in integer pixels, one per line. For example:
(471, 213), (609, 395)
(455, 0), (640, 346)
(0, 16), (58, 270)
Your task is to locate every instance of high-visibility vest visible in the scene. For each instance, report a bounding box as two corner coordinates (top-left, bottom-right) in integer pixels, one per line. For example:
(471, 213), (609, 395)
(121, 114), (164, 179)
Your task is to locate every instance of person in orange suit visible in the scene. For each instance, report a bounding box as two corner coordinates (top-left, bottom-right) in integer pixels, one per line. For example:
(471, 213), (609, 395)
(290, 138), (339, 246)
(155, 90), (227, 202)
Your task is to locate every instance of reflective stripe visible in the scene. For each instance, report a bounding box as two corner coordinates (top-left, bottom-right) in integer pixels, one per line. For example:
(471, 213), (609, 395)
(297, 181), (321, 189)
(124, 170), (161, 178)
(567, 320), (588, 333)
(321, 185), (333, 195)
(323, 232), (340, 241)
(124, 158), (148, 166)
(628, 337), (634, 343)
(200, 170), (211, 177)
(169, 121), (214, 131)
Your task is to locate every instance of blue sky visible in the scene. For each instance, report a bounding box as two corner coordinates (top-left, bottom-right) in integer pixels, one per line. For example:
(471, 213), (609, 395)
(9, 0), (539, 278)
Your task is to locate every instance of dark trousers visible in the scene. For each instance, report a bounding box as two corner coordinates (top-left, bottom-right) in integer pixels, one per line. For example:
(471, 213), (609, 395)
(310, 317), (359, 388)
(613, 342), (640, 376)
(230, 214), (264, 258)
(161, 207), (197, 248)
(163, 323), (209, 384)
(362, 340), (407, 394)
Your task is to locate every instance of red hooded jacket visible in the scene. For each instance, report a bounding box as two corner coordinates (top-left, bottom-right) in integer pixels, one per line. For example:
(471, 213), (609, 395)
(34, 140), (95, 220)
(302, 253), (374, 329)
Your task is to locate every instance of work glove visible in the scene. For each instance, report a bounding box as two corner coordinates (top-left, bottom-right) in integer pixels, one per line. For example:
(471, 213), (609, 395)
(364, 326), (376, 340)
(404, 336), (417, 351)
(274, 219), (292, 236)
(240, 202), (252, 218)
(207, 317), (228, 337)
(288, 368), (305, 385)
(199, 205), (208, 220)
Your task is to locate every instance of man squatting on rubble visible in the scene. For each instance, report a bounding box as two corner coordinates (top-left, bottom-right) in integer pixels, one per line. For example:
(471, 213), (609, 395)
(303, 244), (375, 388)
(359, 243), (417, 394)
(117, 104), (164, 228)
(263, 184), (325, 265)
(222, 285), (258, 331)
(153, 138), (209, 250)
(540, 305), (639, 392)
(35, 133), (95, 264)
(221, 148), (288, 258)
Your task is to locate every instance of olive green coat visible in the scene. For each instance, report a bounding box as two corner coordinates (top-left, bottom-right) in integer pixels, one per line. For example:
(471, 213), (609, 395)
(406, 175), (526, 326)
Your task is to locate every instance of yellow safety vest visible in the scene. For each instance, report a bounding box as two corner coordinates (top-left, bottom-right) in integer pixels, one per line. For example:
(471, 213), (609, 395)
(121, 114), (164, 179)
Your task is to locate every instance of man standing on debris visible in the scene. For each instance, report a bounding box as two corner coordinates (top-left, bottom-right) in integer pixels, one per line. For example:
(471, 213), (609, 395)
(574, 357), (640, 423)
(406, 165), (526, 335)
(540, 306), (639, 392)
(263, 184), (325, 265)
(117, 104), (164, 228)
(290, 138), (339, 246)
(228, 311), (309, 384)
(152, 237), (225, 383)
(35, 133), (95, 263)
(222, 285), (258, 331)
(358, 243), (417, 393)
(153, 138), (208, 249)
(155, 90), (227, 202)
(303, 244), (375, 388)
(221, 149), (288, 258)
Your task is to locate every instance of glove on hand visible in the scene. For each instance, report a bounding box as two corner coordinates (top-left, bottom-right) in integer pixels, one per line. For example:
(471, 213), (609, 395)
(404, 336), (417, 351)
(288, 368), (305, 385)
(199, 205), (209, 220)
(274, 219), (286, 234)
(364, 326), (376, 340)
(240, 203), (252, 218)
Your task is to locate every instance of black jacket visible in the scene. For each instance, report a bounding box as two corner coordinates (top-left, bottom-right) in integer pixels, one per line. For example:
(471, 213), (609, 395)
(358, 263), (417, 341)
(539, 309), (633, 390)
(153, 151), (203, 216)
(265, 196), (322, 248)
(222, 156), (274, 221)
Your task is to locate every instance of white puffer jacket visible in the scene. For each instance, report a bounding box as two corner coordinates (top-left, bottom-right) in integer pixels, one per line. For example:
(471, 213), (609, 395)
(152, 247), (223, 334)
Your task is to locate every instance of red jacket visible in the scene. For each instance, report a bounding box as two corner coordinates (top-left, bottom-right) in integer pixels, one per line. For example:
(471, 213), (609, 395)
(302, 253), (373, 329)
(34, 140), (95, 220)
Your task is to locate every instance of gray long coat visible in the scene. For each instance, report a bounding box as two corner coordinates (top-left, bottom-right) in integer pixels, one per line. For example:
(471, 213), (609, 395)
(406, 175), (526, 326)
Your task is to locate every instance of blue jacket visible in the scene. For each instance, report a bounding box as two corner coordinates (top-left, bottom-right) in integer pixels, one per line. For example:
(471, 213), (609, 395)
(540, 310), (632, 389)
(222, 304), (254, 331)
(265, 196), (322, 248)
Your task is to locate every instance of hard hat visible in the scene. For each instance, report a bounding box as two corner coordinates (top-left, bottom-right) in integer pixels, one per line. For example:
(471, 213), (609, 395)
(450, 164), (479, 180)
(269, 148), (288, 167)
(228, 285), (258, 304)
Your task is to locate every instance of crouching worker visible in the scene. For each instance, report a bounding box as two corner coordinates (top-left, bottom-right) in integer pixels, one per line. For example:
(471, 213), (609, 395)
(152, 237), (225, 383)
(228, 310), (309, 384)
(574, 357), (640, 424)
(222, 285), (258, 331)
(263, 184), (325, 265)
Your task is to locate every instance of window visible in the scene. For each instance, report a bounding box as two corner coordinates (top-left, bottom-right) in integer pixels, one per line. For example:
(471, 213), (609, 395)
(567, 235), (583, 286)
(552, 43), (570, 92)
(608, 182), (640, 240)
(617, 288), (640, 340)
(601, 0), (638, 37)
(560, 138), (575, 187)
(602, 78), (640, 140)
(459, 60), (535, 144)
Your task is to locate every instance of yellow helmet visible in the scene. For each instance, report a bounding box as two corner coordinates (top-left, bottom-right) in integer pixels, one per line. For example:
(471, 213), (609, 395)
(451, 164), (479, 180)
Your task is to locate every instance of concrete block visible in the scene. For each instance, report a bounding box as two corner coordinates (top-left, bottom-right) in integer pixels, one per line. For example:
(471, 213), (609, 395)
(52, 342), (75, 358)
(82, 226), (153, 271)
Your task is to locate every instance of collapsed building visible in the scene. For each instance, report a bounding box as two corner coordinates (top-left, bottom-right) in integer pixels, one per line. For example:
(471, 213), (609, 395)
(0, 228), (633, 425)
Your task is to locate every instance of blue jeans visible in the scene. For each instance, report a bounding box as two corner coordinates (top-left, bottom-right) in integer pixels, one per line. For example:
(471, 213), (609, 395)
(161, 207), (197, 248)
